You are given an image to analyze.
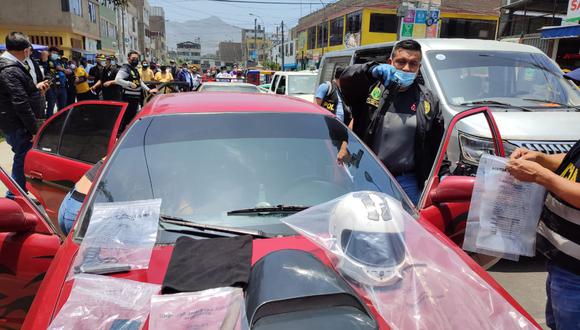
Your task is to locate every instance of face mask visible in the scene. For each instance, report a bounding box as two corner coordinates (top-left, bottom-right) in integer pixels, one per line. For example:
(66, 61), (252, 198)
(50, 53), (59, 61)
(130, 59), (139, 67)
(99, 61), (106, 66)
(110, 60), (116, 66)
(393, 70), (417, 88)
(143, 65), (148, 68)
(70, 64), (76, 70)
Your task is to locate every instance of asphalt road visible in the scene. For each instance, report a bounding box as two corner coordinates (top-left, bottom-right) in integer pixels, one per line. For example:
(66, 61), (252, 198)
(0, 141), (549, 327)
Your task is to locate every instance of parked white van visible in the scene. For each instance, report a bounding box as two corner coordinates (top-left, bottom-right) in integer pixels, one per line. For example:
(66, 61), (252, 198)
(269, 71), (318, 102)
(318, 39), (580, 172)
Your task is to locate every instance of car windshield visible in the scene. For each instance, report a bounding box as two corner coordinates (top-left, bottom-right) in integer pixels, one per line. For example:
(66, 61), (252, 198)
(201, 85), (260, 93)
(288, 75), (317, 95)
(76, 113), (412, 240)
(427, 50), (580, 108)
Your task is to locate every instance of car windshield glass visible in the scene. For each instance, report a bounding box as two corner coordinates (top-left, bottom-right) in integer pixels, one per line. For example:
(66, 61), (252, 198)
(288, 75), (317, 95)
(201, 85), (260, 93)
(427, 50), (580, 108)
(77, 113), (412, 240)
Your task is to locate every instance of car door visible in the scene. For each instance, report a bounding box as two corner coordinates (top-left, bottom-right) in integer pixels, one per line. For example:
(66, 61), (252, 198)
(0, 166), (62, 329)
(418, 107), (505, 246)
(24, 101), (127, 224)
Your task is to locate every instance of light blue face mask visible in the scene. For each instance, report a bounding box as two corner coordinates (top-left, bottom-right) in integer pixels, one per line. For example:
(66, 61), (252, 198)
(393, 70), (417, 88)
(110, 60), (116, 66)
(50, 53), (59, 61)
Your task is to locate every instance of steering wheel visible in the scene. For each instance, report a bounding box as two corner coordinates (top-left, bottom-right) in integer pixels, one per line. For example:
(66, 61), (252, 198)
(282, 175), (349, 204)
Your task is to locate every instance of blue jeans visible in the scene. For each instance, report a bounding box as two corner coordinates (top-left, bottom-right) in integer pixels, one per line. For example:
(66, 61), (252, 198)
(546, 261), (580, 330)
(396, 173), (420, 205)
(5, 128), (32, 197)
(58, 189), (83, 235)
(46, 87), (67, 118)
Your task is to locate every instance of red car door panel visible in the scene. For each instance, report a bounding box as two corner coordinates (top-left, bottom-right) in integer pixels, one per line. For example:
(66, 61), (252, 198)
(24, 101), (128, 224)
(419, 107), (505, 246)
(0, 167), (61, 329)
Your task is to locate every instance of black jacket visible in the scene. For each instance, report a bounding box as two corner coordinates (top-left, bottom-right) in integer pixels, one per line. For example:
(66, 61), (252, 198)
(339, 62), (446, 188)
(0, 57), (42, 135)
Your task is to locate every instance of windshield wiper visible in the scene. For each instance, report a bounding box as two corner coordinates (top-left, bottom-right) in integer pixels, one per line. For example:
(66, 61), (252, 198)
(523, 98), (580, 111)
(159, 214), (273, 238)
(460, 100), (533, 112)
(227, 205), (309, 216)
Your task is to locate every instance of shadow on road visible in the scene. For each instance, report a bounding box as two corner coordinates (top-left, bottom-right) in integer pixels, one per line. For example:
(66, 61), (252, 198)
(489, 255), (547, 273)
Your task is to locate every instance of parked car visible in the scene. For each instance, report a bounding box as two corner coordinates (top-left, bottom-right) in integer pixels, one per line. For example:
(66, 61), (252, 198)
(268, 71), (318, 102)
(0, 94), (537, 328)
(198, 82), (262, 93)
(318, 39), (580, 175)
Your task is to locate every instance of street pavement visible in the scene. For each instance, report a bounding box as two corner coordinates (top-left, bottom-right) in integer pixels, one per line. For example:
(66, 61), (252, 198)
(0, 140), (549, 327)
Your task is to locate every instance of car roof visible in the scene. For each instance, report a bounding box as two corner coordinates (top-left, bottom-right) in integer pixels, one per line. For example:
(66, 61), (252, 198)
(274, 71), (317, 76)
(138, 92), (331, 117)
(323, 38), (545, 58)
(201, 82), (258, 87)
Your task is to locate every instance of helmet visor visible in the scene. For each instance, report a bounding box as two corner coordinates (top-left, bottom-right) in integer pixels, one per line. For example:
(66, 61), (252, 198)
(341, 230), (405, 267)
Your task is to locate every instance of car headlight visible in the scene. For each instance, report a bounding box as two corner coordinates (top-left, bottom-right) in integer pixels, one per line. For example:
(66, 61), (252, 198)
(458, 132), (517, 165)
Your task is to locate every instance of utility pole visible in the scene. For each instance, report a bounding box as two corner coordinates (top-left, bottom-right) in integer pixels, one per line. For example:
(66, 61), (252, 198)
(254, 18), (257, 65)
(281, 21), (285, 71)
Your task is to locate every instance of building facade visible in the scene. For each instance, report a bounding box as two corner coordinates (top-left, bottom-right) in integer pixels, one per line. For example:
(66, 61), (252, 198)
(150, 6), (167, 63)
(131, 0), (151, 60)
(0, 0), (101, 59)
(218, 42), (243, 64)
(292, 0), (501, 68)
(98, 0), (119, 56)
(241, 26), (268, 65)
(177, 41), (201, 64)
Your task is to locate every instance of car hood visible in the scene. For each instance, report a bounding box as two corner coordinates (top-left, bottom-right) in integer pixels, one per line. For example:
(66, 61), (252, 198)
(456, 110), (580, 141)
(40, 225), (539, 329)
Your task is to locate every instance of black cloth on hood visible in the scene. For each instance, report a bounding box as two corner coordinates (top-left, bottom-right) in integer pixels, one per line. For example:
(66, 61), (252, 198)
(162, 235), (253, 294)
(0, 57), (42, 135)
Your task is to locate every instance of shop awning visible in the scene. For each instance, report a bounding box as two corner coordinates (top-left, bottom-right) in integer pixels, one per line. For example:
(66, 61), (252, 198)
(540, 24), (580, 39)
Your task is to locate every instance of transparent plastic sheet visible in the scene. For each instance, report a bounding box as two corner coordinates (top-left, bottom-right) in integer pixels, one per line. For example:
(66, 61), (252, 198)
(463, 155), (546, 260)
(47, 274), (160, 330)
(71, 199), (162, 277)
(149, 287), (249, 330)
(282, 192), (536, 330)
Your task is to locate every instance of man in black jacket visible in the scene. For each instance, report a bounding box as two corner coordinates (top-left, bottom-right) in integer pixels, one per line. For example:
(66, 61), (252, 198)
(339, 39), (445, 204)
(0, 32), (49, 195)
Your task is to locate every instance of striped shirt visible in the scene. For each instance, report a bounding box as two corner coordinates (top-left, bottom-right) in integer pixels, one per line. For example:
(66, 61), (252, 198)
(537, 140), (580, 274)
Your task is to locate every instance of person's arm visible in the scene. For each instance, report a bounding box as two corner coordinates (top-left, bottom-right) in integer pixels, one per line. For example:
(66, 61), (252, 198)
(115, 68), (134, 89)
(338, 62), (381, 107)
(1, 69), (37, 134)
(315, 83), (329, 105)
(140, 80), (151, 92)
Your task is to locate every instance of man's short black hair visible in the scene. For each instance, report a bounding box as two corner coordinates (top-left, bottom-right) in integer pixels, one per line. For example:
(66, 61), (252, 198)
(392, 39), (422, 57)
(48, 46), (60, 53)
(127, 50), (139, 58)
(5, 32), (31, 51)
(334, 66), (344, 80)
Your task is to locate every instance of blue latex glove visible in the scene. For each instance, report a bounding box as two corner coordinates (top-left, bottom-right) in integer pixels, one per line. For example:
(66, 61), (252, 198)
(371, 64), (397, 86)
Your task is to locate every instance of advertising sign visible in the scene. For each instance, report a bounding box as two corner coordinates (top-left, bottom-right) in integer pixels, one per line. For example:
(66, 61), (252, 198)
(565, 0), (580, 23)
(399, 8), (440, 40)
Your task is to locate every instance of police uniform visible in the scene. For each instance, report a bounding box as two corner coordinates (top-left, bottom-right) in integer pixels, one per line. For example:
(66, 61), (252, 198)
(339, 61), (446, 189)
(116, 63), (145, 131)
(318, 81), (351, 125)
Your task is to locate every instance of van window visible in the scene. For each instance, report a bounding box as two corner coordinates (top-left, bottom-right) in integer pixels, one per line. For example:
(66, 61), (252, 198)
(354, 47), (392, 64)
(276, 76), (286, 94)
(270, 75), (279, 92)
(320, 56), (352, 85)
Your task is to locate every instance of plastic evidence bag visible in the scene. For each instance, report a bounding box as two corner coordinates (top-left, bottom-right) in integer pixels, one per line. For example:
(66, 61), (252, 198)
(149, 287), (249, 330)
(282, 192), (537, 330)
(463, 155), (546, 259)
(72, 199), (162, 276)
(47, 274), (160, 330)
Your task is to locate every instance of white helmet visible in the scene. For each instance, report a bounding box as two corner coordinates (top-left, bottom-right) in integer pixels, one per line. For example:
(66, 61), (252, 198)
(330, 192), (407, 286)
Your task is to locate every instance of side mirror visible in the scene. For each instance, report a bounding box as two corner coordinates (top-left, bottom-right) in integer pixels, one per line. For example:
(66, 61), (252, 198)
(0, 198), (37, 233)
(429, 176), (475, 204)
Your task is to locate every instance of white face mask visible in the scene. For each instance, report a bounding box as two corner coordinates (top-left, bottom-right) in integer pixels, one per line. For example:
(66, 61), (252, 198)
(70, 64), (77, 70)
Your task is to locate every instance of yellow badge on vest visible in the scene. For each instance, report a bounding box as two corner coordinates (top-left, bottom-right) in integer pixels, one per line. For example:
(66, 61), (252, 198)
(366, 86), (382, 108)
(424, 100), (431, 115)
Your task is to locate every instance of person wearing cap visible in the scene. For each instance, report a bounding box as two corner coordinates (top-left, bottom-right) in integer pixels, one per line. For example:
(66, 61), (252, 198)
(115, 51), (158, 131)
(44, 46), (67, 116)
(0, 32), (49, 195)
(88, 54), (106, 99)
(169, 59), (178, 78)
(99, 55), (121, 101)
(139, 61), (155, 83)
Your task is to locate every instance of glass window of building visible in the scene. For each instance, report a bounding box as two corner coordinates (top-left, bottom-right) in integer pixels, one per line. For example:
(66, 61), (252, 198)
(346, 11), (362, 35)
(307, 26), (316, 49)
(329, 16), (344, 46)
(317, 22), (328, 49)
(440, 18), (497, 40)
(369, 13), (398, 33)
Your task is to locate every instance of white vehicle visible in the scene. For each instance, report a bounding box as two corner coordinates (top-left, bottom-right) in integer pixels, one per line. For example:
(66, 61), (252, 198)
(318, 39), (580, 174)
(198, 82), (262, 93)
(268, 71), (318, 102)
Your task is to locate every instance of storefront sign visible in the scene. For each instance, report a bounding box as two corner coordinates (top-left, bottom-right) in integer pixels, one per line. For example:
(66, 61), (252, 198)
(399, 8), (440, 39)
(565, 0), (580, 23)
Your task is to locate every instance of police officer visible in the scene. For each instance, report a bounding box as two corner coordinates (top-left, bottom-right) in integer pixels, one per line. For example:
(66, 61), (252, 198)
(88, 54), (106, 99)
(315, 66), (351, 126)
(115, 51), (157, 131)
(44, 46), (67, 117)
(339, 39), (446, 204)
(99, 55), (121, 101)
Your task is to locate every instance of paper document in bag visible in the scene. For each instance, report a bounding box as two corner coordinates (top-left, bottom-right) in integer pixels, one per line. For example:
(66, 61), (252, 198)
(464, 155), (545, 258)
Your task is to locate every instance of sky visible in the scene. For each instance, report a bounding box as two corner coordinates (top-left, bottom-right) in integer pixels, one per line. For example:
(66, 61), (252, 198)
(149, 0), (330, 31)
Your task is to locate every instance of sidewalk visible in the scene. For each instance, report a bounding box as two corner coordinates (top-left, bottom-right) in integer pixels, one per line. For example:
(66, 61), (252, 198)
(0, 141), (13, 196)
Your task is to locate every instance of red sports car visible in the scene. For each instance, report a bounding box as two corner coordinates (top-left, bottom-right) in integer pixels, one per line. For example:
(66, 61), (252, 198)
(0, 93), (539, 329)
